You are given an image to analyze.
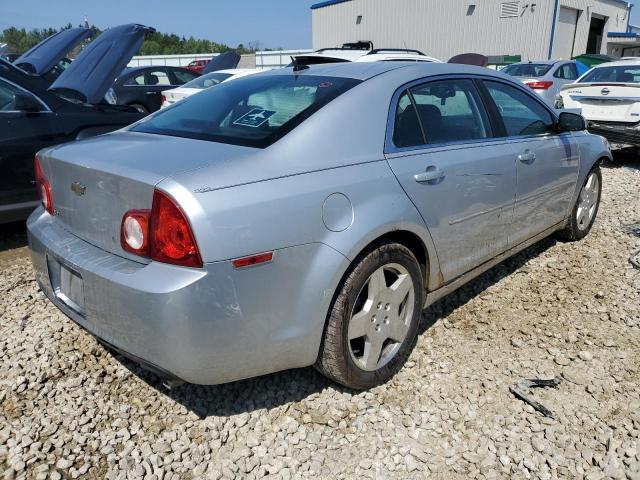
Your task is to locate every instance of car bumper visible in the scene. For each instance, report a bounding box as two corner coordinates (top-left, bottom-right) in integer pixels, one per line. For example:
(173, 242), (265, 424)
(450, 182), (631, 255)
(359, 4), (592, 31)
(27, 209), (349, 384)
(587, 120), (640, 147)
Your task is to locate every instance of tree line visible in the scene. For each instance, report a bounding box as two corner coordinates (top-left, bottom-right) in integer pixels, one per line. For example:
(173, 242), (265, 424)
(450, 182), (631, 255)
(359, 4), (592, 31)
(0, 24), (272, 56)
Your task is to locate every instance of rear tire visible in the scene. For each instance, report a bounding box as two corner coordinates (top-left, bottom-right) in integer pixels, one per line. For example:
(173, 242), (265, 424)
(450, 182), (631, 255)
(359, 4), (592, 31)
(315, 242), (424, 390)
(556, 166), (602, 242)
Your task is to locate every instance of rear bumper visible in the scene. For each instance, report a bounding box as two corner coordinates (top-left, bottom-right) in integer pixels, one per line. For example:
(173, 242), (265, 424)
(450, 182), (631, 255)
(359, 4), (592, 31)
(587, 120), (640, 146)
(27, 208), (348, 384)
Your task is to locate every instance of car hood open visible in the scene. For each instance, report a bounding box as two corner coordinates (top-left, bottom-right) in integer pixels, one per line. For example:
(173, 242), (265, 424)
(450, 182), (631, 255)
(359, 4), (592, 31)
(201, 51), (241, 74)
(14, 27), (92, 75)
(49, 24), (155, 105)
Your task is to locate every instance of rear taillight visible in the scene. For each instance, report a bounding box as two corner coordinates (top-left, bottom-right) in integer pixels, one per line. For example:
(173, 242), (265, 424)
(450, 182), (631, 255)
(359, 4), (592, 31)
(34, 155), (53, 215)
(121, 190), (202, 268)
(161, 95), (167, 104)
(526, 81), (554, 90)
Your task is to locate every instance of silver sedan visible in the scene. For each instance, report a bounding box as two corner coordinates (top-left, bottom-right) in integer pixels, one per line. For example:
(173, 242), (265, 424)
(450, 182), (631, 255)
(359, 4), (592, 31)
(27, 62), (610, 389)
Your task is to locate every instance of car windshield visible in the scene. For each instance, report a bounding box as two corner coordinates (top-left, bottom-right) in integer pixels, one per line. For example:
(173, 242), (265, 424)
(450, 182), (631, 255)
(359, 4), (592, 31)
(580, 66), (640, 83)
(132, 74), (361, 148)
(502, 63), (553, 77)
(182, 72), (234, 89)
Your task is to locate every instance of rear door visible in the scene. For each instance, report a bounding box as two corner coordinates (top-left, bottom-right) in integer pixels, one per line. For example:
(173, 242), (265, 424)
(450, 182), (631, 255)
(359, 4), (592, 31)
(385, 77), (517, 282)
(482, 80), (579, 246)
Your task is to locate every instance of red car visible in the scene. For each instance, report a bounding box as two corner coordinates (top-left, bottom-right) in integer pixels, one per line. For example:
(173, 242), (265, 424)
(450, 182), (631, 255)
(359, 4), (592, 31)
(186, 59), (210, 74)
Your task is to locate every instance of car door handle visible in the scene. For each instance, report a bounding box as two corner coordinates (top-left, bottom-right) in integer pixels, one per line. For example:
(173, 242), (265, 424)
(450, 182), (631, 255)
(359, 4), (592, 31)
(518, 150), (536, 163)
(145, 91), (160, 95)
(414, 166), (445, 183)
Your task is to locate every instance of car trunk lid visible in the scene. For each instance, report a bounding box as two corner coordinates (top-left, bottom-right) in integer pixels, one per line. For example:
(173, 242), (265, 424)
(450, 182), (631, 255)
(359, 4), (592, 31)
(562, 82), (640, 122)
(40, 131), (255, 261)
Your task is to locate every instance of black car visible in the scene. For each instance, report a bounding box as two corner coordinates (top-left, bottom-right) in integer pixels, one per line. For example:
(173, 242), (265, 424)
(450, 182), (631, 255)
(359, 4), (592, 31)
(0, 24), (154, 224)
(105, 66), (200, 113)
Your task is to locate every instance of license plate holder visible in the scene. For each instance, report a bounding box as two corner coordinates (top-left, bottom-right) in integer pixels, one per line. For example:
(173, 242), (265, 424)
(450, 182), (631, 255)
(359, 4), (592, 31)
(47, 256), (85, 316)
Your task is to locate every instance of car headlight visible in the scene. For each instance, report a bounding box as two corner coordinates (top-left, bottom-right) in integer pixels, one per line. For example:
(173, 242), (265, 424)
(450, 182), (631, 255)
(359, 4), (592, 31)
(104, 88), (117, 105)
(554, 94), (564, 109)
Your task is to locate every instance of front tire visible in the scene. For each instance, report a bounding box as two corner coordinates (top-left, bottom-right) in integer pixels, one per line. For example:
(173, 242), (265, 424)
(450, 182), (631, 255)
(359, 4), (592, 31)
(129, 103), (149, 114)
(557, 166), (602, 241)
(316, 243), (424, 390)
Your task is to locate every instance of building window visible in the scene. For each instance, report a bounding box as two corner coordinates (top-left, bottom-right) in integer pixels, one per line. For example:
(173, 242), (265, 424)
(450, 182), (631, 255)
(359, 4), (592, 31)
(356, 15), (362, 25)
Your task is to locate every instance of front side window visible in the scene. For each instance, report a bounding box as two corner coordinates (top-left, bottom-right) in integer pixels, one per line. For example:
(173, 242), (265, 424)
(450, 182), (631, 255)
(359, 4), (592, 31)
(131, 75), (360, 148)
(484, 81), (554, 137)
(172, 69), (199, 85)
(392, 79), (490, 148)
(0, 79), (19, 111)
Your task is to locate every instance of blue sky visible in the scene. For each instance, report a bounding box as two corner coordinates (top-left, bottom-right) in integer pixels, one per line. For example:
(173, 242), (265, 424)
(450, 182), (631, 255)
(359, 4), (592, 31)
(0, 0), (318, 49)
(2, 1), (640, 50)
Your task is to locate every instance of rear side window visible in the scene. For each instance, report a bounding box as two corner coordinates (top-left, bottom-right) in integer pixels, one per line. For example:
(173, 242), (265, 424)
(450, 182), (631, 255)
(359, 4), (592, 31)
(484, 81), (554, 136)
(132, 75), (360, 148)
(554, 63), (578, 80)
(392, 79), (489, 148)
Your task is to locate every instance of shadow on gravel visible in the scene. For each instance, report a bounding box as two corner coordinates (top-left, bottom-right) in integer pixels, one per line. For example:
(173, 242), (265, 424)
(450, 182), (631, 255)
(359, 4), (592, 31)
(606, 150), (640, 170)
(110, 236), (557, 418)
(0, 221), (28, 252)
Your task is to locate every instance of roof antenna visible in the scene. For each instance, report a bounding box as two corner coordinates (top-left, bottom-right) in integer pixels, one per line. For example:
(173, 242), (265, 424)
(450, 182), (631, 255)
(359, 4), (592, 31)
(291, 56), (309, 72)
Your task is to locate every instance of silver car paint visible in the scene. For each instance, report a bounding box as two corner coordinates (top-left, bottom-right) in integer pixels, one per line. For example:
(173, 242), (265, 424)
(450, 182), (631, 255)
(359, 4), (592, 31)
(28, 62), (611, 384)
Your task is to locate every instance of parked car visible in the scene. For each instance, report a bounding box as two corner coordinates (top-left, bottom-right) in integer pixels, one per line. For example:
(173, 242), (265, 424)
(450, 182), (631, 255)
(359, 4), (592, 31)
(501, 60), (580, 104)
(186, 59), (211, 74)
(161, 68), (262, 108)
(104, 66), (200, 113)
(0, 24), (153, 224)
(558, 59), (640, 148)
(27, 62), (609, 389)
(293, 46), (441, 66)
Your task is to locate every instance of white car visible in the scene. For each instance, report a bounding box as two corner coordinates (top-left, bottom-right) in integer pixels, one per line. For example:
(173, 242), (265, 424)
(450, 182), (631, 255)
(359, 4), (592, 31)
(293, 47), (441, 66)
(161, 68), (261, 108)
(501, 60), (580, 105)
(558, 59), (640, 148)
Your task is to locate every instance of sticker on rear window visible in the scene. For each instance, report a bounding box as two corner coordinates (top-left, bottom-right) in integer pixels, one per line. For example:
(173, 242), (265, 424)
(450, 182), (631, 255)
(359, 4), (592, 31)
(233, 108), (277, 128)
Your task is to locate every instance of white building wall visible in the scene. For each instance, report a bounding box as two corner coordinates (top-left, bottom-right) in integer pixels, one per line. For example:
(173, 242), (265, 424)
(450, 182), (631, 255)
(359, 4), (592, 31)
(312, 0), (630, 61)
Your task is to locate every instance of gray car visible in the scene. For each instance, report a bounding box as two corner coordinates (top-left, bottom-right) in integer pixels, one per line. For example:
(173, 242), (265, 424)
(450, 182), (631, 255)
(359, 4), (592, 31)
(502, 60), (580, 105)
(27, 62), (610, 389)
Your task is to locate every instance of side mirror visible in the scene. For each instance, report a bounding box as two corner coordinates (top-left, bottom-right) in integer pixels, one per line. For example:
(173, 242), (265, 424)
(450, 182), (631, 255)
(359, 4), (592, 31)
(557, 111), (586, 132)
(13, 91), (42, 112)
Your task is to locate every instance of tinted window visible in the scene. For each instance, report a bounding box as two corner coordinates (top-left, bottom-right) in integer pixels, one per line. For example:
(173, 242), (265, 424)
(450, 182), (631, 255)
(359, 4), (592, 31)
(502, 63), (553, 77)
(172, 69), (199, 85)
(393, 91), (424, 148)
(0, 79), (19, 111)
(183, 72), (233, 90)
(580, 66), (640, 83)
(125, 73), (145, 86)
(484, 81), (554, 136)
(554, 63), (578, 80)
(146, 70), (170, 86)
(132, 75), (360, 148)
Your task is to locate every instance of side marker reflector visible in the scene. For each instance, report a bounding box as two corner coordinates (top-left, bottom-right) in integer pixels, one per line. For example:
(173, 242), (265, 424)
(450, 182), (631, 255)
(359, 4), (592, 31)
(232, 252), (274, 269)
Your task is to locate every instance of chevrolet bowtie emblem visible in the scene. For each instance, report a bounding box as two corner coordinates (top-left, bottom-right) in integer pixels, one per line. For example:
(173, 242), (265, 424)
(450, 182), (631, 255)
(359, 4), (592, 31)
(70, 182), (86, 196)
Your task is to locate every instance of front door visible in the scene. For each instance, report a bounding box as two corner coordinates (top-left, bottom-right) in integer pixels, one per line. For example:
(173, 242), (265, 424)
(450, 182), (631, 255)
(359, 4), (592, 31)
(0, 79), (58, 211)
(482, 80), (579, 247)
(385, 78), (517, 282)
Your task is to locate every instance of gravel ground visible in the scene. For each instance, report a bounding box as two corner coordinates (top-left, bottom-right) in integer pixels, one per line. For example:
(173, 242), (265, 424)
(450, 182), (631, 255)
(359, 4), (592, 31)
(1, 160), (639, 480)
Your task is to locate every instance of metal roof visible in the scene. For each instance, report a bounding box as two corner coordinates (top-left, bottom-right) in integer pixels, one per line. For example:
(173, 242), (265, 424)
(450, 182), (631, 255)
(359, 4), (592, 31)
(311, 0), (352, 10)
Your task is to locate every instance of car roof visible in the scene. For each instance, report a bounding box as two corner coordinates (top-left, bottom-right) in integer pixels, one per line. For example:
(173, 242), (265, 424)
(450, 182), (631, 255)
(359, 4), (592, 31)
(214, 68), (261, 75)
(507, 60), (562, 66)
(261, 61), (508, 82)
(591, 59), (640, 67)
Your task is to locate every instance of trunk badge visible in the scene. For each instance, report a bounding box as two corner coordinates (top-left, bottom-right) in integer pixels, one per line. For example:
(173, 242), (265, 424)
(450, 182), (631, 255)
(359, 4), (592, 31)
(601, 88), (610, 96)
(70, 182), (86, 196)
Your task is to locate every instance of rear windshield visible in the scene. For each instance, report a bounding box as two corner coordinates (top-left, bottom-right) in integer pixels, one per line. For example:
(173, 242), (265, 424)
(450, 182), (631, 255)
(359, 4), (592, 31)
(502, 63), (553, 77)
(183, 72), (233, 89)
(132, 74), (360, 148)
(580, 66), (640, 83)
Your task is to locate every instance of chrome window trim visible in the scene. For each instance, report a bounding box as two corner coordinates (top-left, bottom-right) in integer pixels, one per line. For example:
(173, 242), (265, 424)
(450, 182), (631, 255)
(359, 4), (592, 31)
(0, 77), (51, 112)
(385, 73), (552, 155)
